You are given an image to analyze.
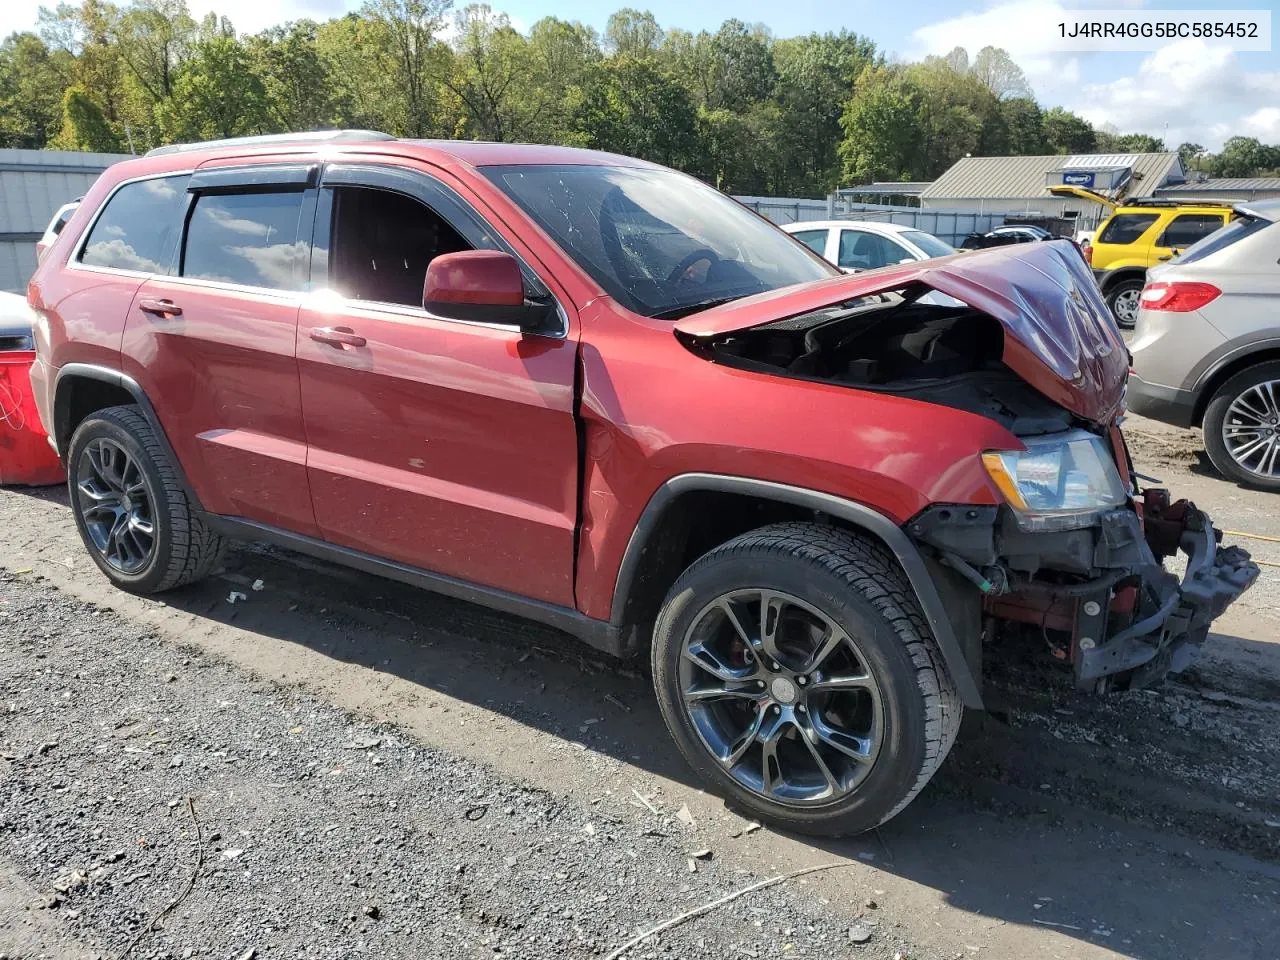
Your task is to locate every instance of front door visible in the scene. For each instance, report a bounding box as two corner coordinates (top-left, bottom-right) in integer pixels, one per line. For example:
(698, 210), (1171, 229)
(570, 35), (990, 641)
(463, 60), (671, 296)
(1150, 212), (1231, 262)
(296, 162), (580, 607)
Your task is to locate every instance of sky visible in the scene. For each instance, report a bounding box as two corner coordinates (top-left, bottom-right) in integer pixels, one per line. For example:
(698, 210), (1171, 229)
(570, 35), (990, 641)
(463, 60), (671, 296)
(3, 0), (1278, 152)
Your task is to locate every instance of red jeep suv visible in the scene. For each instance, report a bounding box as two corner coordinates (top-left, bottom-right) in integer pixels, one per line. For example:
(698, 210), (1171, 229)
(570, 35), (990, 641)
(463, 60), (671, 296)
(26, 131), (1257, 835)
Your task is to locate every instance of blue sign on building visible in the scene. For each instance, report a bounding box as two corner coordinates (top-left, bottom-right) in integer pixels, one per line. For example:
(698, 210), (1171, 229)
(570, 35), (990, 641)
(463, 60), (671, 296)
(1061, 171), (1096, 188)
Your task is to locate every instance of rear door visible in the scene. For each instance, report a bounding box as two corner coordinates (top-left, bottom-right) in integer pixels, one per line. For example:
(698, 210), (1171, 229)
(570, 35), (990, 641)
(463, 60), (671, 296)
(1150, 212), (1231, 262)
(120, 162), (319, 535)
(296, 161), (580, 607)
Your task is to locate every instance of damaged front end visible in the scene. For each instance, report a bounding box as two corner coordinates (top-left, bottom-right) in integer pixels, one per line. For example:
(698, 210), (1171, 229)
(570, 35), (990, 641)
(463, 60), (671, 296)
(675, 241), (1259, 691)
(909, 479), (1259, 691)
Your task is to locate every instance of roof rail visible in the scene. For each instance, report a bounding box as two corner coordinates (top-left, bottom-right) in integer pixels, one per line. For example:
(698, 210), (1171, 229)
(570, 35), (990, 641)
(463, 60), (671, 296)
(145, 129), (396, 158)
(1125, 197), (1237, 208)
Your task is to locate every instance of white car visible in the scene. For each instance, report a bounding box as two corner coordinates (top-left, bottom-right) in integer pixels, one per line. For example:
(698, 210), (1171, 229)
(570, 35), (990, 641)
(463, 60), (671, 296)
(783, 220), (957, 273)
(35, 200), (80, 263)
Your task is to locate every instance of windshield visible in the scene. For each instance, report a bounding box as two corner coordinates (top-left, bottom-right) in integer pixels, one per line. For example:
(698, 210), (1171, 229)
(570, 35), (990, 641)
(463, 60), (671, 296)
(481, 164), (837, 318)
(901, 231), (955, 259)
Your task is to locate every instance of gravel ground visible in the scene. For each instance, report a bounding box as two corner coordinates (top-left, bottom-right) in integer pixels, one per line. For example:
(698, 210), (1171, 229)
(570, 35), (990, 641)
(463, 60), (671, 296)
(0, 573), (921, 960)
(2, 412), (1279, 960)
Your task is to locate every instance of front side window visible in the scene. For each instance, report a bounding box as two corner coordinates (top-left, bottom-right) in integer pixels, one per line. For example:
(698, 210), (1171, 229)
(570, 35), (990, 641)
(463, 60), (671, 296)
(1097, 213), (1159, 245)
(790, 229), (829, 256)
(1157, 213), (1227, 249)
(838, 230), (910, 270)
(481, 164), (836, 319)
(80, 175), (190, 274)
(182, 191), (307, 290)
(317, 186), (472, 307)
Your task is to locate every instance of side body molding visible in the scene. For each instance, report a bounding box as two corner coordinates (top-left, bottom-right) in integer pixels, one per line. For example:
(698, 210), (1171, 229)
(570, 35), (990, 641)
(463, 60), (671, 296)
(611, 473), (984, 708)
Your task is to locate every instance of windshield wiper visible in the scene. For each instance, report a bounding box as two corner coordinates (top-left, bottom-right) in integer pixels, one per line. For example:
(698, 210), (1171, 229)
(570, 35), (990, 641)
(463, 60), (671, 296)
(650, 295), (745, 321)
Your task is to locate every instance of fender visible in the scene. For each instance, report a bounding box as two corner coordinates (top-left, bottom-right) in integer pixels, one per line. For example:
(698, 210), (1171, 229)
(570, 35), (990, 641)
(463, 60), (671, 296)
(53, 362), (201, 506)
(1096, 265), (1147, 292)
(611, 473), (984, 709)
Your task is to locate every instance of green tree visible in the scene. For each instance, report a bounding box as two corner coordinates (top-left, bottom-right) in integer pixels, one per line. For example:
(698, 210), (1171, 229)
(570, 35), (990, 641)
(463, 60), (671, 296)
(361, 0), (453, 137)
(439, 5), (537, 142)
(772, 31), (877, 193)
(604, 8), (663, 59)
(1094, 128), (1164, 153)
(52, 83), (123, 150)
(0, 32), (73, 147)
(1042, 106), (1095, 154)
(522, 16), (600, 142)
(1177, 141), (1206, 172)
(999, 97), (1044, 154)
(971, 45), (1031, 99)
(1211, 136), (1267, 177)
(703, 19), (775, 112)
(248, 21), (336, 131)
(155, 34), (268, 141)
(839, 65), (923, 183)
(574, 55), (696, 168)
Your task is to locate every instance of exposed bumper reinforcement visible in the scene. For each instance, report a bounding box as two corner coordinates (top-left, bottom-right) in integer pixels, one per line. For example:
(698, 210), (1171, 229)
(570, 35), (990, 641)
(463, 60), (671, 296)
(1075, 503), (1258, 687)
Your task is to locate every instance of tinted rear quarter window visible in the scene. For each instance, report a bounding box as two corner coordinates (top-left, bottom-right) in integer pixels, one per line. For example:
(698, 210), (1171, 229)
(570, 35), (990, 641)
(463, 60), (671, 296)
(1157, 213), (1227, 249)
(1097, 213), (1159, 245)
(80, 175), (190, 273)
(182, 191), (307, 290)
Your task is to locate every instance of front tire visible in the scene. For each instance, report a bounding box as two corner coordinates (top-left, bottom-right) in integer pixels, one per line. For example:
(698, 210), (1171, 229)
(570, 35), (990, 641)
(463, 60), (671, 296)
(651, 523), (961, 836)
(1203, 361), (1280, 490)
(68, 405), (225, 593)
(1106, 278), (1144, 329)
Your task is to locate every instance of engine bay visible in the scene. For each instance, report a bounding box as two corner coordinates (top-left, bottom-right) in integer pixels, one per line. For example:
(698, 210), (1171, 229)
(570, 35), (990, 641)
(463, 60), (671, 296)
(695, 291), (1073, 434)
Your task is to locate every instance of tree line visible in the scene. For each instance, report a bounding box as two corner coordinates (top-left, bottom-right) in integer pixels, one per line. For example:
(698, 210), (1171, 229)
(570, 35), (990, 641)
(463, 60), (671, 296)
(2, 0), (1277, 197)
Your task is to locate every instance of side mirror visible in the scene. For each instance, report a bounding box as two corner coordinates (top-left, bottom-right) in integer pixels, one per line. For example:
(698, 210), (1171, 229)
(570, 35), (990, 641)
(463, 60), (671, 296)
(424, 250), (545, 330)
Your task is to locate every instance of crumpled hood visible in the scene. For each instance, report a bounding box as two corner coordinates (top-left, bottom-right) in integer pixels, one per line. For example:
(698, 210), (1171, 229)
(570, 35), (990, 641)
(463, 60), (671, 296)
(674, 240), (1129, 423)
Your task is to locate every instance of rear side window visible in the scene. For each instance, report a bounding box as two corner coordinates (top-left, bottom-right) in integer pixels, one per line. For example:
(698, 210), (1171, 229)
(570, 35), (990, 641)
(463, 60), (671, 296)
(182, 191), (307, 290)
(50, 204), (77, 236)
(1097, 213), (1159, 245)
(790, 229), (828, 256)
(80, 175), (190, 273)
(1174, 215), (1274, 264)
(1156, 213), (1227, 249)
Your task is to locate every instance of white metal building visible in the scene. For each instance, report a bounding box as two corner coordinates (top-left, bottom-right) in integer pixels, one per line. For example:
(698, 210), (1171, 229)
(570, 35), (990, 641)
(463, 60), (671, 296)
(0, 149), (131, 293)
(918, 152), (1187, 230)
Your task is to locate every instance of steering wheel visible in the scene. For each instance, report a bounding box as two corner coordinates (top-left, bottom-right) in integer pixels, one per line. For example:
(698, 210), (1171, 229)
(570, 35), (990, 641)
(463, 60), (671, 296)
(668, 248), (719, 284)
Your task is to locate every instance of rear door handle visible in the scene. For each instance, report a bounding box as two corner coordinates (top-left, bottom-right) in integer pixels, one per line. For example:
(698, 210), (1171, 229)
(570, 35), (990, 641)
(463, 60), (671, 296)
(309, 326), (367, 348)
(138, 297), (182, 317)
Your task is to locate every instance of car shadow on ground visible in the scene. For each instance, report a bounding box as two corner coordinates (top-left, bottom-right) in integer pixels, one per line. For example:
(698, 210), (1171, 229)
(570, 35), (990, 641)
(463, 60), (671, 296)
(12, 483), (1280, 960)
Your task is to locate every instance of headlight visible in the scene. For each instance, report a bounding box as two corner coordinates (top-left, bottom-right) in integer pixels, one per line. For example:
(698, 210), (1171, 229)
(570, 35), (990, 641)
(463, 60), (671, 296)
(982, 429), (1128, 531)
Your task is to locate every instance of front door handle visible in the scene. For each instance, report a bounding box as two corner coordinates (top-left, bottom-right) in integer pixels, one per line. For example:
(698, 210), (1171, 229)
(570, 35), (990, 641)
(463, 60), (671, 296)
(138, 297), (183, 317)
(310, 325), (367, 348)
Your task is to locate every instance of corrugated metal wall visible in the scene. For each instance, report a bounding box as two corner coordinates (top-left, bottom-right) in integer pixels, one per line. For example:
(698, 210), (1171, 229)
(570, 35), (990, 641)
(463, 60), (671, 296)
(0, 150), (131, 293)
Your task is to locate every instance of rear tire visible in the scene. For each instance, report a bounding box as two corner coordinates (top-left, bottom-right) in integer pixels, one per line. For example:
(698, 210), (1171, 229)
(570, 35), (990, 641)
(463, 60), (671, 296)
(651, 522), (961, 836)
(1105, 278), (1144, 329)
(1203, 361), (1280, 490)
(68, 405), (225, 593)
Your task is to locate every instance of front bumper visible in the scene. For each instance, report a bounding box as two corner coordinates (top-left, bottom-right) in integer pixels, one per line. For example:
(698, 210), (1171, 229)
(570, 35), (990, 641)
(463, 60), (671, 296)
(910, 493), (1259, 690)
(1072, 499), (1257, 687)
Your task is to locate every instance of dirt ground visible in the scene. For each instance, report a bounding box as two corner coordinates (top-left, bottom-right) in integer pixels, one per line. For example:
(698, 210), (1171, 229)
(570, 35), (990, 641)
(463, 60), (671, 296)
(0, 414), (1277, 960)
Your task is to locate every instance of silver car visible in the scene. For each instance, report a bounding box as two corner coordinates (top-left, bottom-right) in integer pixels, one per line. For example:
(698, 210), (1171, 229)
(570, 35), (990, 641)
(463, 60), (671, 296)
(1128, 200), (1280, 488)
